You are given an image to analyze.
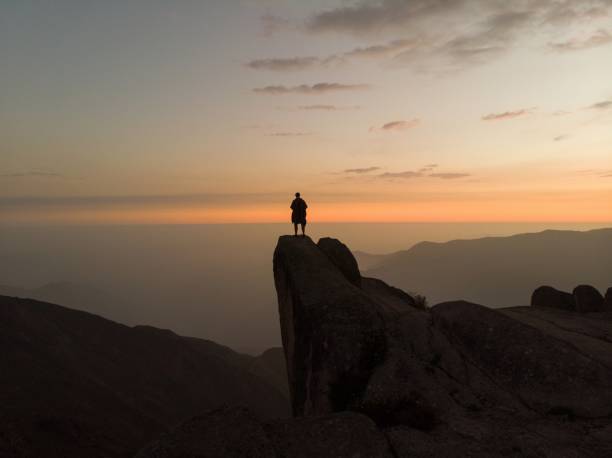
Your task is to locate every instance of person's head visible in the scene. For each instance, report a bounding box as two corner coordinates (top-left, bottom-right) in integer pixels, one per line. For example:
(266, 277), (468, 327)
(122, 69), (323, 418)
(295, 192), (300, 198)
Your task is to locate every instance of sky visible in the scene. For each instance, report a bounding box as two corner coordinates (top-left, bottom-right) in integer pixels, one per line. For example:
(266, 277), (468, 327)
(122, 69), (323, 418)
(1, 0), (611, 224)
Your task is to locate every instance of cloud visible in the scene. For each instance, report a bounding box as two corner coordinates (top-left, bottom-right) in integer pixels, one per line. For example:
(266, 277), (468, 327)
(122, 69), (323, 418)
(247, 38), (418, 72)
(549, 30), (612, 52)
(429, 172), (471, 179)
(307, 0), (468, 35)
(554, 134), (569, 142)
(602, 173), (612, 178)
(588, 100), (612, 110)
(378, 170), (423, 179)
(371, 119), (420, 132)
(344, 39), (419, 58)
(482, 109), (532, 121)
(418, 164), (438, 173)
(297, 105), (361, 111)
(247, 57), (321, 71)
(0, 171), (63, 178)
(266, 132), (311, 137)
(307, 1), (612, 70)
(253, 83), (369, 95)
(344, 167), (381, 174)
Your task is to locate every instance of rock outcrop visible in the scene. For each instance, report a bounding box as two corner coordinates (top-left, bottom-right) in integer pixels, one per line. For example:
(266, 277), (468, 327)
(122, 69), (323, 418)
(606, 287), (612, 309)
(531, 285), (574, 310)
(317, 237), (361, 287)
(573, 284), (605, 312)
(270, 235), (612, 457)
(531, 284), (607, 313)
(136, 407), (394, 458)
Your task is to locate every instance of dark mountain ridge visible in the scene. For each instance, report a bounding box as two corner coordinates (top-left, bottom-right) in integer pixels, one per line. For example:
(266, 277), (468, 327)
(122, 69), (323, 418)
(0, 295), (288, 458)
(360, 227), (612, 307)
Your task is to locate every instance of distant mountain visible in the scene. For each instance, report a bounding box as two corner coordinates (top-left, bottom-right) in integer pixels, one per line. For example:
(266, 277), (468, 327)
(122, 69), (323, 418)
(0, 295), (289, 458)
(359, 228), (612, 307)
(0, 281), (135, 325)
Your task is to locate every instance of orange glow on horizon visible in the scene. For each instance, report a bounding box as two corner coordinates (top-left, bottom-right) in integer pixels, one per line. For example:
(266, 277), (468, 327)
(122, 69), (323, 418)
(4, 190), (611, 225)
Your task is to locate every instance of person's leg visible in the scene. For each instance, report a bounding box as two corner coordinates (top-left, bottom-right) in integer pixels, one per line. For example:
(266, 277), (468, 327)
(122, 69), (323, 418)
(301, 222), (306, 236)
(294, 223), (298, 236)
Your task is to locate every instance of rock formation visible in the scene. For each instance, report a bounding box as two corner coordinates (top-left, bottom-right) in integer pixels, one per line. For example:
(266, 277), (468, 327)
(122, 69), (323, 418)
(606, 287), (612, 309)
(573, 284), (605, 312)
(269, 235), (612, 456)
(530, 285), (574, 310)
(531, 284), (608, 313)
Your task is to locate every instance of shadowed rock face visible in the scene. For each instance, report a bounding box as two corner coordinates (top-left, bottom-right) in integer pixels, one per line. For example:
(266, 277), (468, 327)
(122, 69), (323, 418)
(0, 296), (289, 458)
(573, 284), (605, 312)
(273, 236), (388, 416)
(531, 284), (607, 313)
(531, 285), (574, 310)
(271, 235), (612, 457)
(317, 237), (361, 287)
(136, 407), (394, 458)
(606, 288), (612, 309)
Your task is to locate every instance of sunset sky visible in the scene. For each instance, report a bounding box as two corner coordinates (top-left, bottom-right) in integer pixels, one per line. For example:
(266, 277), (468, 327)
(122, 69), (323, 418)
(2, 0), (611, 224)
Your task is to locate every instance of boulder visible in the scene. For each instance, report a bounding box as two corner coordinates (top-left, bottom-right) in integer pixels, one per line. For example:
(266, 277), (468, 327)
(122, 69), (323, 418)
(273, 236), (386, 416)
(531, 286), (574, 311)
(605, 288), (612, 310)
(316, 237), (361, 287)
(573, 285), (605, 313)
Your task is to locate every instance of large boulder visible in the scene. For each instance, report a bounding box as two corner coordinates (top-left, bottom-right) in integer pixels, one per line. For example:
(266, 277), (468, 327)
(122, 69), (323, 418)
(573, 285), (605, 313)
(316, 237), (361, 287)
(605, 288), (612, 310)
(531, 286), (574, 311)
(273, 236), (386, 416)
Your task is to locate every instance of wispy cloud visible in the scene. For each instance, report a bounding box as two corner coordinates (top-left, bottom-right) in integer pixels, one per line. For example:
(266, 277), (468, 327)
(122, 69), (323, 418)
(588, 100), (612, 110)
(549, 30), (612, 52)
(371, 119), (420, 132)
(306, 1), (612, 70)
(253, 83), (369, 95)
(429, 172), (471, 180)
(418, 164), (438, 173)
(554, 134), (569, 142)
(344, 167), (381, 174)
(247, 56), (321, 71)
(266, 132), (312, 137)
(344, 39), (419, 58)
(247, 38), (418, 72)
(378, 170), (423, 179)
(0, 170), (63, 178)
(482, 109), (532, 121)
(376, 166), (470, 181)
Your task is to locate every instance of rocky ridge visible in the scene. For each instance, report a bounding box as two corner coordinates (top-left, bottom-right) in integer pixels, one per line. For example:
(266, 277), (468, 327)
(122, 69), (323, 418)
(138, 235), (612, 457)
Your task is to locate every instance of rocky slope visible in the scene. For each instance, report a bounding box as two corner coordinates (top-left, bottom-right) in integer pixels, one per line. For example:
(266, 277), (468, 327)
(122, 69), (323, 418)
(0, 295), (289, 458)
(138, 235), (612, 457)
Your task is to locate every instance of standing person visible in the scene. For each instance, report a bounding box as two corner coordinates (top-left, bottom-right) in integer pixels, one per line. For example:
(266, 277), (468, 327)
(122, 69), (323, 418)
(290, 192), (307, 236)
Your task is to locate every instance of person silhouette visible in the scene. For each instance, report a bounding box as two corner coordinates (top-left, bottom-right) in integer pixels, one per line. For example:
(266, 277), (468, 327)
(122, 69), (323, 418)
(290, 192), (308, 237)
